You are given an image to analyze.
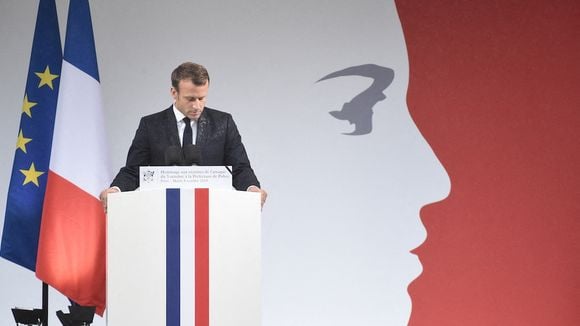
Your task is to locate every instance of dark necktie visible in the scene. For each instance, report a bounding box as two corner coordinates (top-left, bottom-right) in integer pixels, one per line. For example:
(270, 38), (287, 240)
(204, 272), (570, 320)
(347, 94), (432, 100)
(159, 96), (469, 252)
(182, 117), (193, 147)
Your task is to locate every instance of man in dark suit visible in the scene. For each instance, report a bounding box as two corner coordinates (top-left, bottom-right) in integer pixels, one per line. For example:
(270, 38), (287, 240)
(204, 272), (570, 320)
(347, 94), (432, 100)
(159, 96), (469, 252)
(99, 62), (267, 209)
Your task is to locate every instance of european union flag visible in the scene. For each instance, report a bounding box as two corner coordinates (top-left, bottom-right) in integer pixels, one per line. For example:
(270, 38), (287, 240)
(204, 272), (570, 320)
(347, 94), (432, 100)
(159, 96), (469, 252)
(1, 0), (62, 271)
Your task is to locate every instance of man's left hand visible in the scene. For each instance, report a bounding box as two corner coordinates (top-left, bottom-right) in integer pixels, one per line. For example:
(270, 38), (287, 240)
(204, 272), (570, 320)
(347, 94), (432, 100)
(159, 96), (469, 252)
(247, 185), (268, 208)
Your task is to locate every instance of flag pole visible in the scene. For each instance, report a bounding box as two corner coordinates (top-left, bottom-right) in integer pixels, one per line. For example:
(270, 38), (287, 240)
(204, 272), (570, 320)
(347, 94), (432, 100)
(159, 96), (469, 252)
(42, 282), (48, 326)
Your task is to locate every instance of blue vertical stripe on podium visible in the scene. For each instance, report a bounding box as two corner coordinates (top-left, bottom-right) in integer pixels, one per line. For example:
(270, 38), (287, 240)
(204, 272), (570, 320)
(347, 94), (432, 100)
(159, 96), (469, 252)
(166, 189), (181, 326)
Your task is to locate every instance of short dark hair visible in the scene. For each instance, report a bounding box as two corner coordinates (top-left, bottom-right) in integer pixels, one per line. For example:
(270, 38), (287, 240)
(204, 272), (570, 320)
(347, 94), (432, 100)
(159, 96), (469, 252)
(171, 62), (210, 90)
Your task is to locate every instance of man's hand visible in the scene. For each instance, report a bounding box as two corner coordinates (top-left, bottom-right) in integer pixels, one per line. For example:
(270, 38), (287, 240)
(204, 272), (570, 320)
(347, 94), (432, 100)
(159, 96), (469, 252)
(247, 185), (268, 208)
(99, 187), (120, 213)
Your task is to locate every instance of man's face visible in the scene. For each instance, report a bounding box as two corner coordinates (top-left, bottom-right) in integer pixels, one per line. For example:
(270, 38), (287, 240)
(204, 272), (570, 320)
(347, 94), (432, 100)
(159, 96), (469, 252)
(171, 79), (208, 121)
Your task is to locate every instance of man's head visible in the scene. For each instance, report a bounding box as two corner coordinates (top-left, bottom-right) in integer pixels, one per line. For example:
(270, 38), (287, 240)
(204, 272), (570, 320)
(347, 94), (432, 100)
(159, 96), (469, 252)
(171, 62), (210, 121)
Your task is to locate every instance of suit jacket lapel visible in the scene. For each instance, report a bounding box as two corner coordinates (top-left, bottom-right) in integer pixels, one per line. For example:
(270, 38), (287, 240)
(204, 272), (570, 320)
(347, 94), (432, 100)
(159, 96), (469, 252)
(196, 108), (209, 145)
(165, 106), (181, 147)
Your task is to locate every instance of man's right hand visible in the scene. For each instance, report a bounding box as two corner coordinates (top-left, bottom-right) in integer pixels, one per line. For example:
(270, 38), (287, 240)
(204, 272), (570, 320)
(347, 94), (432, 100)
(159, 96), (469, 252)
(99, 187), (120, 213)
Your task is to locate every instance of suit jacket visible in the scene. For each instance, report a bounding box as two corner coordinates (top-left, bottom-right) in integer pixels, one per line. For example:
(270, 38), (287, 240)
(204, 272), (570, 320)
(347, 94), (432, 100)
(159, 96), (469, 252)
(111, 106), (260, 191)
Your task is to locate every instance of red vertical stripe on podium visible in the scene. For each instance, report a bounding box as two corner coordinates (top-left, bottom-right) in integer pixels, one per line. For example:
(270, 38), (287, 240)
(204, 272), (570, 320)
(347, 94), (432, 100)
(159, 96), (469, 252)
(195, 189), (209, 326)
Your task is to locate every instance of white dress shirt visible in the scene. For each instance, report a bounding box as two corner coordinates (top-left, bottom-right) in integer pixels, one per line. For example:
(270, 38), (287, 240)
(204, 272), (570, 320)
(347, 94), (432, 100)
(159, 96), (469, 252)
(172, 105), (197, 146)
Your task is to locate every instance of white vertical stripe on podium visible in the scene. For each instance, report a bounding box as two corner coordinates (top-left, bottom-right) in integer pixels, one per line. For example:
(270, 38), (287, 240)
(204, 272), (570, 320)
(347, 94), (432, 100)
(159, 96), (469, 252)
(180, 190), (195, 326)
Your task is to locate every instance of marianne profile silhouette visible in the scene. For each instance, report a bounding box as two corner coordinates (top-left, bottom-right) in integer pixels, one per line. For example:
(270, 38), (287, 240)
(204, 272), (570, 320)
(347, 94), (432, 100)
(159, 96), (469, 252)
(396, 1), (580, 325)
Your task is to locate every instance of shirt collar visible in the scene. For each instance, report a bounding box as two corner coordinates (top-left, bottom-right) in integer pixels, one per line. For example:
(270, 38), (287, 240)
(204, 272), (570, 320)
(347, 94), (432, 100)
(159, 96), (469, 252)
(172, 105), (186, 123)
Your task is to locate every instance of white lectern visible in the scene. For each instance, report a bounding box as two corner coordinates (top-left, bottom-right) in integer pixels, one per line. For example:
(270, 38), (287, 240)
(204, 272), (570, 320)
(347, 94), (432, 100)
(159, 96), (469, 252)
(107, 188), (261, 326)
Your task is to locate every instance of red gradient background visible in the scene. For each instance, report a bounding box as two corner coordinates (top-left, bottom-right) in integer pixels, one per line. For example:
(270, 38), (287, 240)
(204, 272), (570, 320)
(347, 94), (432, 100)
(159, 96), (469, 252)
(395, 1), (580, 325)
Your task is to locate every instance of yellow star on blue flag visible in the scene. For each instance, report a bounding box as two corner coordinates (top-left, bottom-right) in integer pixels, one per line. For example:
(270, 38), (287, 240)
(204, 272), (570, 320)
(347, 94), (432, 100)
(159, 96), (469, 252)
(35, 65), (59, 89)
(20, 163), (45, 187)
(16, 129), (32, 153)
(22, 94), (38, 117)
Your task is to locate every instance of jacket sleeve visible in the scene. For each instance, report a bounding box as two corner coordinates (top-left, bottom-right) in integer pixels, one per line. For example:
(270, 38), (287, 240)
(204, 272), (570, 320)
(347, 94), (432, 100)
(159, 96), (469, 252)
(223, 114), (261, 191)
(110, 117), (152, 191)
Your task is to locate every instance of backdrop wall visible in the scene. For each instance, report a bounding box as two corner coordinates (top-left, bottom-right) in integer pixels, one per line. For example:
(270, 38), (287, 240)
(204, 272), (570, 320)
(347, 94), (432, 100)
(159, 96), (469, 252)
(1, 1), (578, 325)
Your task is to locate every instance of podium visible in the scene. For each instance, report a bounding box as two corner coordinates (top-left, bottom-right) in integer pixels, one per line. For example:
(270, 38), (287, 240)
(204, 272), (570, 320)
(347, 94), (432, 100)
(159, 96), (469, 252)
(107, 188), (261, 326)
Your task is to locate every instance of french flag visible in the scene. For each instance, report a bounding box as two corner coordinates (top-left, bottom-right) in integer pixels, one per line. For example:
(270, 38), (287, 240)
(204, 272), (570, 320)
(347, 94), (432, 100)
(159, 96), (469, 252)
(107, 188), (261, 326)
(35, 0), (110, 314)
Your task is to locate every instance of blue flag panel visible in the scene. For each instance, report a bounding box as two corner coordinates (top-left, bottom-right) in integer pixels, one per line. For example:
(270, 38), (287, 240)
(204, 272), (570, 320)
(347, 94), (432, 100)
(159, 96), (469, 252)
(0, 0), (62, 271)
(64, 0), (100, 81)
